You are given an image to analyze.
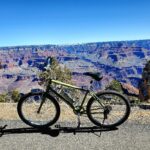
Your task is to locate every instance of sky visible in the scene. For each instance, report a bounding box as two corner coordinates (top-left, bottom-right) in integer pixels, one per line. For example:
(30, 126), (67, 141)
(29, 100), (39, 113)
(0, 0), (150, 46)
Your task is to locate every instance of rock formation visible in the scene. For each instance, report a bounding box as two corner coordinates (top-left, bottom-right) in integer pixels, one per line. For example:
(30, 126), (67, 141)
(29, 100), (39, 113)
(0, 39), (150, 94)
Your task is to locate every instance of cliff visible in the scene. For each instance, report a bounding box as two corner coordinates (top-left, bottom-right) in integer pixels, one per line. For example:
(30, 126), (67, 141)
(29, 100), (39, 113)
(0, 39), (150, 93)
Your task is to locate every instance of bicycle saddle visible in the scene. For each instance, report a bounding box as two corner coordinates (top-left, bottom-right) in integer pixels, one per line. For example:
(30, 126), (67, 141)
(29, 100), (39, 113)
(83, 72), (103, 81)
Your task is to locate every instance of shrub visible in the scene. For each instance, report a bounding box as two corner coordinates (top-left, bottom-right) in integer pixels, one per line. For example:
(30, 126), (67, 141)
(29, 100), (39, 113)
(105, 80), (123, 93)
(0, 93), (10, 102)
(0, 94), (7, 102)
(11, 90), (20, 102)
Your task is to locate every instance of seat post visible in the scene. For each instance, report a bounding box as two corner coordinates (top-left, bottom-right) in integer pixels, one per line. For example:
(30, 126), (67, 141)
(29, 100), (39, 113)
(90, 80), (94, 90)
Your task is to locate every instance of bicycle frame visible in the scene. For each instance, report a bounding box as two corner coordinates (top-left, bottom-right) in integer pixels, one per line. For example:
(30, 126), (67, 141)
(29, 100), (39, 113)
(43, 79), (104, 114)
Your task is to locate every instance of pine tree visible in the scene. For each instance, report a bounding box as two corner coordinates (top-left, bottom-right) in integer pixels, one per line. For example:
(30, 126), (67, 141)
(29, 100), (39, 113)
(39, 57), (72, 84)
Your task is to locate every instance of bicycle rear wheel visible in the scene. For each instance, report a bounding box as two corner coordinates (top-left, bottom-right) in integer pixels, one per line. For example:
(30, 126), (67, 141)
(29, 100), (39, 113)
(86, 91), (130, 128)
(17, 92), (60, 128)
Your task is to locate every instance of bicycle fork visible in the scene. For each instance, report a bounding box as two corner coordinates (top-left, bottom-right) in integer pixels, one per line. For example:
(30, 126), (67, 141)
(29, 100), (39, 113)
(37, 93), (46, 114)
(37, 84), (50, 113)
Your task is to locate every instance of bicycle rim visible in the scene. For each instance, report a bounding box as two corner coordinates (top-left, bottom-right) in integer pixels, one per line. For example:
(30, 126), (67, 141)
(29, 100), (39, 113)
(20, 93), (58, 127)
(87, 92), (130, 127)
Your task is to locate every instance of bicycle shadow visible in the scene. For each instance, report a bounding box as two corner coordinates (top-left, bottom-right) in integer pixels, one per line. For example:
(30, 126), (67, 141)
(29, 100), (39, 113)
(0, 125), (118, 137)
(138, 104), (150, 110)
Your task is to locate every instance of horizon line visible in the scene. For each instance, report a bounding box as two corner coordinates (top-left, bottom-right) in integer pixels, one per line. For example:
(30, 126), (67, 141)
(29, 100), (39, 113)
(0, 38), (150, 48)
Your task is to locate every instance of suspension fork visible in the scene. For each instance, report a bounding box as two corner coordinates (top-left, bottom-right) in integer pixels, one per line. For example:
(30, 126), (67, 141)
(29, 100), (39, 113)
(37, 81), (51, 113)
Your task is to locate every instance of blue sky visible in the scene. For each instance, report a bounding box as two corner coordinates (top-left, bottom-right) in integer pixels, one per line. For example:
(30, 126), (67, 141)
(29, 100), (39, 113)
(0, 0), (150, 46)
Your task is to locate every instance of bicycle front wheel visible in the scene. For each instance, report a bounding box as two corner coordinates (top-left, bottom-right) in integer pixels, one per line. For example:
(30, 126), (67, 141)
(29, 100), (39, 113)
(17, 92), (60, 128)
(86, 91), (130, 128)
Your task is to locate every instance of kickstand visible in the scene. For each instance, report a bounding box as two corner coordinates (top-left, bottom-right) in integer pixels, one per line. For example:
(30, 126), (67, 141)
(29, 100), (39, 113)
(93, 131), (102, 137)
(77, 113), (81, 128)
(93, 117), (105, 137)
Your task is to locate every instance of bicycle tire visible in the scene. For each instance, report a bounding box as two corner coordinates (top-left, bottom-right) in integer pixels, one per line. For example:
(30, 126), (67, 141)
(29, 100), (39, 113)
(17, 92), (60, 128)
(86, 91), (130, 128)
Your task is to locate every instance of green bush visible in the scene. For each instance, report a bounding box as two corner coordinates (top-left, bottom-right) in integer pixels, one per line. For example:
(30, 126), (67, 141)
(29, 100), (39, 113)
(0, 94), (6, 102)
(105, 80), (123, 93)
(0, 93), (10, 102)
(11, 90), (20, 102)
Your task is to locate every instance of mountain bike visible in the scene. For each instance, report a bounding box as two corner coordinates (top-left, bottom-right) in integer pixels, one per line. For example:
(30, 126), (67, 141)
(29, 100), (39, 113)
(17, 72), (131, 128)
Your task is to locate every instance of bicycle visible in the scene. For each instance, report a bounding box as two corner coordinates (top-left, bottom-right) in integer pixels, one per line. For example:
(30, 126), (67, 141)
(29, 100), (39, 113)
(17, 72), (131, 128)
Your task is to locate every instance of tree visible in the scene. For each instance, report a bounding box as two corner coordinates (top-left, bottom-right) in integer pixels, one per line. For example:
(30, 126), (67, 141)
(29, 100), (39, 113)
(39, 57), (72, 84)
(139, 60), (150, 102)
(39, 57), (84, 104)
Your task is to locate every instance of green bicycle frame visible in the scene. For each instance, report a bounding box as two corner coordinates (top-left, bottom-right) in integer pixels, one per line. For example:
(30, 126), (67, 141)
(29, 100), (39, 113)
(44, 79), (104, 114)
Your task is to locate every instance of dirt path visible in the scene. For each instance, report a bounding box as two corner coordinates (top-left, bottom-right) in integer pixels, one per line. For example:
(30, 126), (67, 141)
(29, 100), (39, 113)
(0, 103), (150, 124)
(0, 103), (150, 150)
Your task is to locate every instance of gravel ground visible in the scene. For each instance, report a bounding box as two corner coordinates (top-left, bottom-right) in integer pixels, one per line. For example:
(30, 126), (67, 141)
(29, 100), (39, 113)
(0, 120), (150, 150)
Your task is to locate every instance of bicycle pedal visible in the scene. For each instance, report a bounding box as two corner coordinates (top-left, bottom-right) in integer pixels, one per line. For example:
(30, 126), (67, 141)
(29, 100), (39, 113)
(55, 124), (61, 128)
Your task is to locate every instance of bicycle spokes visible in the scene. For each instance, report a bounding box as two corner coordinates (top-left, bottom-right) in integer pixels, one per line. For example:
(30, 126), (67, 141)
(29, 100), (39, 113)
(20, 95), (57, 125)
(87, 92), (130, 127)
